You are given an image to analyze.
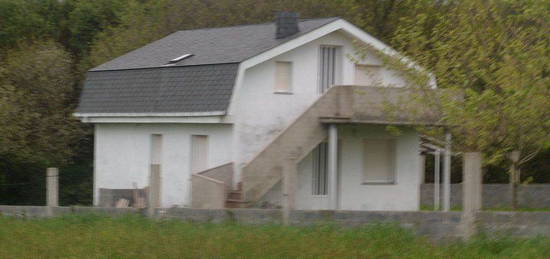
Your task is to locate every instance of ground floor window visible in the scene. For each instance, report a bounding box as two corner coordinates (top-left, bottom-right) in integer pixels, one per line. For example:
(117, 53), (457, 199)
(363, 139), (396, 184)
(312, 142), (328, 195)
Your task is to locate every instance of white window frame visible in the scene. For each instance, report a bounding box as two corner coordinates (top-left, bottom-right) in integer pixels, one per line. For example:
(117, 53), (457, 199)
(190, 135), (209, 174)
(274, 61), (293, 94)
(318, 45), (342, 94)
(311, 142), (329, 196)
(362, 138), (396, 184)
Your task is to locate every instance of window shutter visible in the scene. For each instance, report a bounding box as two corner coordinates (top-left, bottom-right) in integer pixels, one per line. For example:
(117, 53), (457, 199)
(363, 139), (395, 183)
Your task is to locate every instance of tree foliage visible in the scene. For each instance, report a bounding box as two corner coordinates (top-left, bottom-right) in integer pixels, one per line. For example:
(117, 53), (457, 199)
(360, 0), (550, 161)
(0, 41), (84, 166)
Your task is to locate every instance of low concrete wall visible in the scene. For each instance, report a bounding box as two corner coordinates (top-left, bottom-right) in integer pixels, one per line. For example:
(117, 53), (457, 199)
(421, 184), (550, 208)
(98, 188), (147, 208)
(0, 206), (548, 239)
(0, 205), (140, 218)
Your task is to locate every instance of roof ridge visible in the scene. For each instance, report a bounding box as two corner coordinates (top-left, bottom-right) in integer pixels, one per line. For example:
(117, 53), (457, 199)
(173, 17), (339, 34)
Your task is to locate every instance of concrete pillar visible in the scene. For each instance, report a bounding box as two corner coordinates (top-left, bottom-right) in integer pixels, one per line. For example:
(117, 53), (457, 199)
(148, 164), (161, 217)
(443, 132), (452, 212)
(328, 124), (338, 210)
(434, 150), (441, 210)
(461, 152), (483, 239)
(46, 168), (59, 207)
(282, 158), (297, 225)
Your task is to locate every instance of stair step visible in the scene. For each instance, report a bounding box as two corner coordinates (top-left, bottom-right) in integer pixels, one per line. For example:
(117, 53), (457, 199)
(227, 192), (242, 200)
(226, 199), (247, 203)
(225, 198), (249, 208)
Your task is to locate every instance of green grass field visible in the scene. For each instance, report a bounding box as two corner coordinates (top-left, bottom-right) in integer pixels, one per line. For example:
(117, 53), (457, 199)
(0, 214), (548, 258)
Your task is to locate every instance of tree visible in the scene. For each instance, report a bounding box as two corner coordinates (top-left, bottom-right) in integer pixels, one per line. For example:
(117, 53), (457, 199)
(0, 41), (85, 167)
(355, 0), (550, 209)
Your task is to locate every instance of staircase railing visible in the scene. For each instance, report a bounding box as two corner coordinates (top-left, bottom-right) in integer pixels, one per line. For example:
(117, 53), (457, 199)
(191, 163), (233, 209)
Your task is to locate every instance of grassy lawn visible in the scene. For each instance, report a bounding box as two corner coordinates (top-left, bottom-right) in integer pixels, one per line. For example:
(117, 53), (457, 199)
(0, 214), (548, 258)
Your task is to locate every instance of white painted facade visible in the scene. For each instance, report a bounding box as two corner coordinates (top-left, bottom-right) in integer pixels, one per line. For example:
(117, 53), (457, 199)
(260, 125), (421, 211)
(231, 30), (407, 182)
(93, 123), (232, 207)
(86, 20), (425, 210)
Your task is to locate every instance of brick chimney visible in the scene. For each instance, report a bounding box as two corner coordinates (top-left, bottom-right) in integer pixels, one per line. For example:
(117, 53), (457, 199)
(275, 12), (300, 39)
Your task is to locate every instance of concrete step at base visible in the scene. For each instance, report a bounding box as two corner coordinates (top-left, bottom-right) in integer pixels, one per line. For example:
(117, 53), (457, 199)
(225, 199), (248, 208)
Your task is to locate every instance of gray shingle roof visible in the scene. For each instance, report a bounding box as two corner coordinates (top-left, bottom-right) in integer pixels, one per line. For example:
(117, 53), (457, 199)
(91, 18), (338, 71)
(76, 63), (239, 114)
(78, 18), (339, 115)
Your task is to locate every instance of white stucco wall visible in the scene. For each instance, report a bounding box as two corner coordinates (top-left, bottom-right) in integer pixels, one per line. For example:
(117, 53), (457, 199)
(94, 123), (232, 207)
(231, 30), (408, 182)
(92, 28), (415, 210)
(259, 125), (421, 211)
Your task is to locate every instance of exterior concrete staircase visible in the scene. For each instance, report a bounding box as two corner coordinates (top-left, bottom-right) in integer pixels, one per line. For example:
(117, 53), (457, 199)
(191, 85), (442, 209)
(225, 182), (247, 208)
(239, 85), (443, 207)
(239, 85), (355, 206)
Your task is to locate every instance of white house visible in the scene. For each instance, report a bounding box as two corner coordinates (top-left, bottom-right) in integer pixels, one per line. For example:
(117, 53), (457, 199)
(75, 12), (444, 211)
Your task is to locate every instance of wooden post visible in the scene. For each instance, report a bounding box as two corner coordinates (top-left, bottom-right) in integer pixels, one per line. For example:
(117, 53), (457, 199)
(461, 152), (483, 239)
(282, 158), (297, 225)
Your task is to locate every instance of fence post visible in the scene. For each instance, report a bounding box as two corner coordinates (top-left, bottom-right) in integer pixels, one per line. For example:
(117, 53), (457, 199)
(461, 152), (483, 239)
(46, 167), (59, 216)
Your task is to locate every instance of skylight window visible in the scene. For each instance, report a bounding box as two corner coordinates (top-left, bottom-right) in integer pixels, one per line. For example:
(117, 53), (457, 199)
(168, 54), (193, 64)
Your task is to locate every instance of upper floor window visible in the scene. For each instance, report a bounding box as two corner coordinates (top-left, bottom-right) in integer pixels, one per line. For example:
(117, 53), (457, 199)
(319, 46), (342, 93)
(355, 64), (382, 86)
(275, 61), (292, 93)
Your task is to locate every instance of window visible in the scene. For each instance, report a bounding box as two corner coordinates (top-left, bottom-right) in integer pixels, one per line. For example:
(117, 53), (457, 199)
(318, 46), (341, 93)
(191, 135), (209, 173)
(363, 139), (395, 184)
(312, 142), (328, 195)
(275, 61), (292, 93)
(354, 64), (382, 86)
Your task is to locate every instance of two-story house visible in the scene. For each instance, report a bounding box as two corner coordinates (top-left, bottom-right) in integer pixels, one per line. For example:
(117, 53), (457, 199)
(76, 12), (443, 211)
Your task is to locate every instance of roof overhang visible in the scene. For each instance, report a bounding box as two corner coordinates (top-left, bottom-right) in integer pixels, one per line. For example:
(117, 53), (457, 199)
(74, 111), (232, 124)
